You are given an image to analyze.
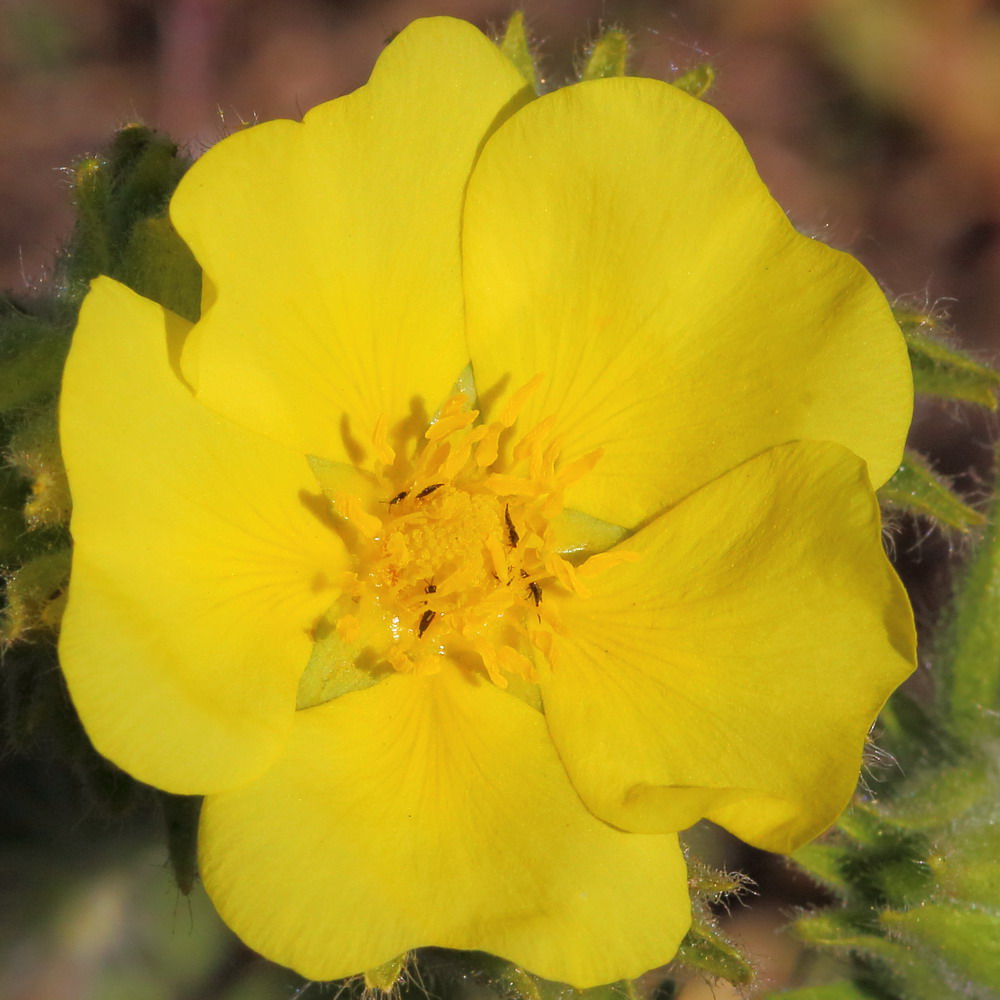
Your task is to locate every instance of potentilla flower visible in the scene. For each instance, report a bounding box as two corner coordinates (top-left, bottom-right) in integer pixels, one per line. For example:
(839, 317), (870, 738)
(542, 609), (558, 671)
(58, 16), (916, 989)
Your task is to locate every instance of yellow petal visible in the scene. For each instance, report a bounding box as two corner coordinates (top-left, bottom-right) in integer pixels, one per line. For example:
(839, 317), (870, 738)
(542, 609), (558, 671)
(172, 18), (530, 462)
(539, 440), (915, 853)
(200, 669), (689, 987)
(59, 278), (345, 794)
(464, 77), (911, 528)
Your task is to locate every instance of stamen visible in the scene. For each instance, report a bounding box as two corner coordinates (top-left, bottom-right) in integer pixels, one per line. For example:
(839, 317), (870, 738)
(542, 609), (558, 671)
(474, 423), (502, 467)
(338, 494), (382, 539)
(557, 448), (605, 487)
(426, 408), (478, 442)
(321, 373), (615, 692)
(501, 373), (545, 427)
(577, 550), (642, 577)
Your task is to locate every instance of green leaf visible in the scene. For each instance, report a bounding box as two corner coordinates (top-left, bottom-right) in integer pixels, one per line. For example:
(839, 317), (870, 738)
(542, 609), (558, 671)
(878, 449), (984, 531)
(767, 982), (874, 1000)
(671, 64), (716, 99)
(581, 30), (629, 81)
(897, 308), (1000, 409)
(498, 12), (539, 93)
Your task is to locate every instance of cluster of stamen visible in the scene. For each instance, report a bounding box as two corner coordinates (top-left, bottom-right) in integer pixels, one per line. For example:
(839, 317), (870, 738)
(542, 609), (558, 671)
(329, 376), (611, 688)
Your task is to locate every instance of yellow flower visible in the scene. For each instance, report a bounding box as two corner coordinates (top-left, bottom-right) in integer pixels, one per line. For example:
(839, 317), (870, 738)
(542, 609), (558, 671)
(58, 16), (916, 989)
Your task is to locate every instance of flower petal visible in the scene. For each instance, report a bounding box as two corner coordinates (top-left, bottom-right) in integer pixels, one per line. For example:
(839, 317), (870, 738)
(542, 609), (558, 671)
(464, 77), (911, 528)
(538, 440), (915, 853)
(59, 278), (344, 794)
(200, 668), (689, 988)
(172, 17), (530, 462)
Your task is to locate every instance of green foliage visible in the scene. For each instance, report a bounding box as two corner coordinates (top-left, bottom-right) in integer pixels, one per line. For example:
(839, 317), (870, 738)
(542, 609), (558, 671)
(65, 124), (201, 318)
(897, 306), (1000, 409)
(1, 123), (197, 882)
(935, 457), (1000, 743)
(498, 13), (540, 94)
(677, 859), (755, 986)
(581, 30), (630, 81)
(778, 453), (1000, 1000)
(670, 65), (716, 99)
(878, 449), (983, 531)
(773, 985), (874, 1000)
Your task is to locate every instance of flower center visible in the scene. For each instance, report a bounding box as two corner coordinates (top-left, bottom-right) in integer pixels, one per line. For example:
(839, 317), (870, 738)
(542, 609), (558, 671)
(322, 377), (607, 688)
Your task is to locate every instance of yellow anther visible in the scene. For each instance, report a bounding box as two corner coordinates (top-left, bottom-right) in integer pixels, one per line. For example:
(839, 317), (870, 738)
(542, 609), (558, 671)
(336, 614), (362, 643)
(498, 644), (537, 683)
(500, 373), (545, 427)
(484, 473), (542, 497)
(425, 408), (479, 442)
(512, 415), (557, 465)
(412, 654), (443, 676)
(577, 550), (642, 577)
(387, 646), (415, 673)
(485, 535), (509, 583)
(441, 434), (474, 480)
(437, 393), (470, 420)
(371, 415), (396, 466)
(475, 422), (502, 467)
(529, 627), (558, 667)
(319, 375), (611, 692)
(472, 638), (508, 689)
(338, 493), (382, 539)
(557, 448), (605, 486)
(544, 552), (592, 599)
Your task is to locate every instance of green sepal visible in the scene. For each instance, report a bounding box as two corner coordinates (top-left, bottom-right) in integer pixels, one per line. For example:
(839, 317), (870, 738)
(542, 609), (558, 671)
(670, 64), (716, 99)
(676, 922), (755, 986)
(124, 215), (202, 323)
(790, 914), (959, 1000)
(793, 911), (889, 953)
(295, 614), (385, 709)
(158, 791), (202, 895)
(580, 30), (629, 81)
(0, 466), (31, 560)
(881, 902), (1000, 986)
(935, 449), (1000, 743)
(1, 546), (71, 642)
(792, 842), (854, 897)
(897, 307), (1000, 409)
(473, 952), (646, 1000)
(833, 805), (934, 911)
(878, 448), (983, 532)
(7, 407), (70, 530)
(875, 690), (958, 777)
(63, 123), (197, 314)
(498, 12), (540, 93)
(674, 857), (754, 985)
(0, 304), (72, 414)
(363, 953), (410, 993)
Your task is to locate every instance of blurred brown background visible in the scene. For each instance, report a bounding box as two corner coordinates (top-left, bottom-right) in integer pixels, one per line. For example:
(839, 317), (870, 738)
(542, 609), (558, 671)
(2, 1), (999, 997)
